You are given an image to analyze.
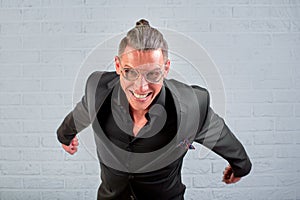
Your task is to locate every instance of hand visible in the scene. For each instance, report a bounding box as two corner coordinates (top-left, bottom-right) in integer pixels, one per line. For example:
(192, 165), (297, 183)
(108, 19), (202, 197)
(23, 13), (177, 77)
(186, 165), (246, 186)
(222, 165), (241, 184)
(62, 136), (79, 155)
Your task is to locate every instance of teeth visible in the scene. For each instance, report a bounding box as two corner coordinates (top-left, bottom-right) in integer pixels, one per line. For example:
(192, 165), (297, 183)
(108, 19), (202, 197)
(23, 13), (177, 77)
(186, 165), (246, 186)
(133, 92), (148, 99)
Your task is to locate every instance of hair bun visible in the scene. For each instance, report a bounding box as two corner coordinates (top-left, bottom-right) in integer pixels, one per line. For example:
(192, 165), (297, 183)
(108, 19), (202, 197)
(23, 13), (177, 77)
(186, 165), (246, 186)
(136, 19), (150, 27)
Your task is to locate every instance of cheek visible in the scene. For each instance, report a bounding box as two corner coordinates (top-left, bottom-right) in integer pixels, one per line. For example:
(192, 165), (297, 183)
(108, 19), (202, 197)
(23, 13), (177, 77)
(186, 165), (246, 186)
(151, 84), (163, 94)
(120, 77), (133, 91)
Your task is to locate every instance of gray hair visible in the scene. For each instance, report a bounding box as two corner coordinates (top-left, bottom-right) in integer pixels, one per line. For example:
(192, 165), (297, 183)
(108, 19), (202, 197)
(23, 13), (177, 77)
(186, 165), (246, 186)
(118, 19), (168, 63)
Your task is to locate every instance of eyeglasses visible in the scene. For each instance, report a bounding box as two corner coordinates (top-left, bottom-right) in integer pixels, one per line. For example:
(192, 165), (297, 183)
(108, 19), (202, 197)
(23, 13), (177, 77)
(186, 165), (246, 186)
(120, 65), (165, 84)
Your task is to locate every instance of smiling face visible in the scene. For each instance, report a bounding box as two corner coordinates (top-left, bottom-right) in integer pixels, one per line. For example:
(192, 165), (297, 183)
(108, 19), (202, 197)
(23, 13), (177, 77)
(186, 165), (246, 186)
(115, 47), (170, 113)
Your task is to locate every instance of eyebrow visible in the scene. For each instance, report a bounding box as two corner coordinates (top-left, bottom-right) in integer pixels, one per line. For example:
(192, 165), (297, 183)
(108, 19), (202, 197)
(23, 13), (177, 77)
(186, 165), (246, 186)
(123, 64), (134, 68)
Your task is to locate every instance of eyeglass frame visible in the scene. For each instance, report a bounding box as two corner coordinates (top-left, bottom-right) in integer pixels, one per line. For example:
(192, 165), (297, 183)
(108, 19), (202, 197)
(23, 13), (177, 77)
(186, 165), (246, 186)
(118, 62), (167, 84)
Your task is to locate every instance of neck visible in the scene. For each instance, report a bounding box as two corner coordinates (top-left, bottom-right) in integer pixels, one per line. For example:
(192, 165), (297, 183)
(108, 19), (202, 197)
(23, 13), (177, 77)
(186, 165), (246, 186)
(130, 108), (148, 137)
(130, 108), (148, 124)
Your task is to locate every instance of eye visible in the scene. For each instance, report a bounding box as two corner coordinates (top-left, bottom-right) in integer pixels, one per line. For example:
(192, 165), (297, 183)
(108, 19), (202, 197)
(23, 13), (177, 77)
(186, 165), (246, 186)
(147, 69), (162, 78)
(123, 68), (138, 78)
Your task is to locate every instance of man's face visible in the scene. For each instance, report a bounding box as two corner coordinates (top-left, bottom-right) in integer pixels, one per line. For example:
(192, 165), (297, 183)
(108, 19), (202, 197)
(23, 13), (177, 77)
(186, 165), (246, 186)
(115, 47), (170, 112)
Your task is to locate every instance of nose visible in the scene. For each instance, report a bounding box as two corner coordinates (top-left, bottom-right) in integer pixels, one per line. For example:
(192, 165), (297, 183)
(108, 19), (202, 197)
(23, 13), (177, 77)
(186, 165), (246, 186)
(134, 75), (149, 92)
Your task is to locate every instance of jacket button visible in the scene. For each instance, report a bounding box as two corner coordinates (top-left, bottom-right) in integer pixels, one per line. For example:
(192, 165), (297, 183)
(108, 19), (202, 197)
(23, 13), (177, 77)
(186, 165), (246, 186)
(129, 175), (134, 180)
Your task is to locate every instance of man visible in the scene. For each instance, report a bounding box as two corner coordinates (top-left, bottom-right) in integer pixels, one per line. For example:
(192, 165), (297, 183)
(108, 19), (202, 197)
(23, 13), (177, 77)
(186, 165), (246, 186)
(57, 19), (251, 200)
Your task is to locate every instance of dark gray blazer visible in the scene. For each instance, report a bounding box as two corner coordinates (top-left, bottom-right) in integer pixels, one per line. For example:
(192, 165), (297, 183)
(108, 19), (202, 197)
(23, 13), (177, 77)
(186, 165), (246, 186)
(57, 71), (251, 177)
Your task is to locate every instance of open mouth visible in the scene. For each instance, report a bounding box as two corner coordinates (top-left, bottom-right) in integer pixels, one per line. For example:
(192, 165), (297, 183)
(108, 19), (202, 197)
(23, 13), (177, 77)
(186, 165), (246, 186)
(130, 91), (152, 99)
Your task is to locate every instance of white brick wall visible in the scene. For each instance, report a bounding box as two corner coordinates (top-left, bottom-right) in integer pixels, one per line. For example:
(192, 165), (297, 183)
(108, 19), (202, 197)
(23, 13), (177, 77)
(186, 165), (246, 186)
(0, 0), (299, 199)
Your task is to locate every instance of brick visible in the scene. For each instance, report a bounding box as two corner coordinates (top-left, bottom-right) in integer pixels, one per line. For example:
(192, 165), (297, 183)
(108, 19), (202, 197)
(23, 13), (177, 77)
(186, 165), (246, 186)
(251, 188), (295, 200)
(296, 104), (300, 117)
(0, 177), (22, 188)
(222, 76), (252, 89)
(0, 51), (40, 63)
(0, 93), (21, 105)
(41, 79), (74, 92)
(2, 0), (41, 7)
(270, 6), (300, 18)
(209, 0), (250, 4)
(182, 160), (211, 175)
(233, 90), (273, 103)
(63, 35), (105, 49)
(212, 188), (252, 200)
(0, 162), (40, 175)
(235, 119), (274, 131)
(41, 106), (71, 119)
(0, 148), (22, 160)
(253, 104), (293, 117)
(42, 191), (84, 200)
(238, 175), (276, 187)
(84, 162), (100, 175)
(210, 20), (249, 32)
(166, 20), (209, 32)
(41, 162), (83, 175)
(193, 174), (226, 188)
(253, 131), (276, 145)
(226, 103), (252, 117)
(0, 135), (39, 147)
(83, 21), (127, 34)
(277, 174), (300, 187)
(233, 6), (256, 18)
(0, 120), (22, 133)
(276, 118), (300, 131)
(62, 7), (94, 21)
(0, 8), (22, 22)
(22, 149), (64, 161)
(65, 177), (99, 189)
(211, 160), (231, 174)
(23, 120), (59, 133)
(273, 33), (300, 47)
(0, 36), (22, 49)
(0, 107), (41, 120)
(276, 145), (300, 158)
(184, 189), (212, 200)
(291, 20), (300, 31)
(0, 22), (41, 35)
(245, 145), (274, 158)
(232, 33), (272, 46)
(252, 158), (296, 174)
(274, 131), (297, 144)
(41, 136), (62, 148)
(0, 191), (41, 200)
(23, 177), (64, 189)
(0, 65), (22, 77)
(22, 36), (64, 49)
(273, 90), (300, 102)
(42, 22), (83, 35)
(23, 93), (64, 105)
(40, 50), (83, 64)
(41, 0), (83, 7)
(252, 78), (293, 89)
(250, 20), (290, 32)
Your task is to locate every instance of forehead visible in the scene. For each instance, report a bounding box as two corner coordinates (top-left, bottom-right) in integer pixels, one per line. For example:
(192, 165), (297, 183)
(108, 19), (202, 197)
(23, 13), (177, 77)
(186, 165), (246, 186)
(120, 47), (164, 66)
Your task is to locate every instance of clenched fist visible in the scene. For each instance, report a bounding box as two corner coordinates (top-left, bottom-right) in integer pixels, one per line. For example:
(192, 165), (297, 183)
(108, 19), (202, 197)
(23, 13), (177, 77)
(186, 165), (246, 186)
(62, 136), (79, 155)
(222, 165), (241, 184)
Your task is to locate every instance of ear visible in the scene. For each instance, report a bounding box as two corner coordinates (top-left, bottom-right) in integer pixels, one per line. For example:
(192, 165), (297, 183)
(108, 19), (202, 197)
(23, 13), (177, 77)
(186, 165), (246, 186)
(163, 59), (170, 77)
(115, 56), (121, 75)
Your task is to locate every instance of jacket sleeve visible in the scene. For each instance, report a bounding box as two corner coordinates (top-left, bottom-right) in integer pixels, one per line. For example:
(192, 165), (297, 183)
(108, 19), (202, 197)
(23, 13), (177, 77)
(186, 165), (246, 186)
(193, 88), (252, 177)
(56, 75), (92, 146)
